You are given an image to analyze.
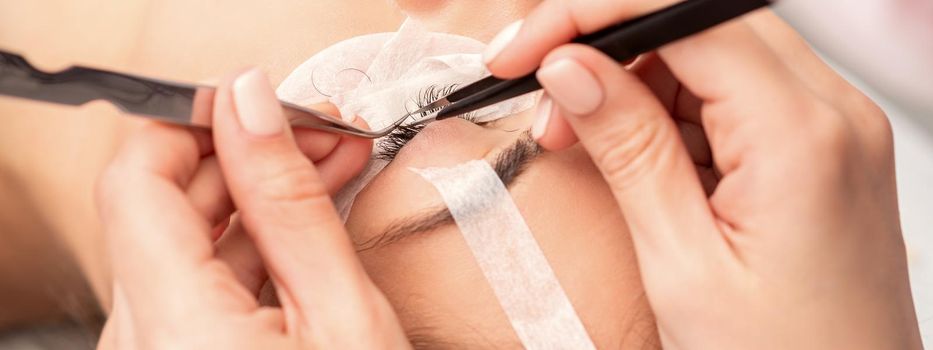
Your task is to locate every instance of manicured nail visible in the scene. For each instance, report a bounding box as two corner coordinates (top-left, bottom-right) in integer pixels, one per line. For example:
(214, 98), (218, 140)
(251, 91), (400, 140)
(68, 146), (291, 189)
(537, 59), (604, 116)
(484, 20), (523, 64)
(532, 95), (553, 140)
(233, 68), (284, 136)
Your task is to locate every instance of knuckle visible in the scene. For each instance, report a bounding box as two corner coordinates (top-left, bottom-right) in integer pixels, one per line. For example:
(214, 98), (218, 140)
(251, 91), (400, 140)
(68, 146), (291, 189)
(806, 102), (854, 158)
(254, 158), (329, 203)
(845, 88), (883, 114)
(838, 91), (893, 153)
(589, 114), (671, 192)
(867, 112), (895, 153)
(860, 103), (895, 155)
(803, 96), (894, 168)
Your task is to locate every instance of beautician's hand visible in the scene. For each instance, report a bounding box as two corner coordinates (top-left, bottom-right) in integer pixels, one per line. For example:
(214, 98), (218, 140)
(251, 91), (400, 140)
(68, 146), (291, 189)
(95, 69), (410, 349)
(487, 3), (922, 350)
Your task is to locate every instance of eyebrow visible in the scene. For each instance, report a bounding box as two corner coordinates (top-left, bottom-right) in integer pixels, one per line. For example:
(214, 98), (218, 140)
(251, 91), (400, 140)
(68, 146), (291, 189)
(355, 132), (541, 252)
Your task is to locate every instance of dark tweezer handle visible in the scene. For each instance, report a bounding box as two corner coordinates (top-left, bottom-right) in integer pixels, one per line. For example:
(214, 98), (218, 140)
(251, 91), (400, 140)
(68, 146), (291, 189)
(436, 0), (772, 120)
(0, 50), (199, 120)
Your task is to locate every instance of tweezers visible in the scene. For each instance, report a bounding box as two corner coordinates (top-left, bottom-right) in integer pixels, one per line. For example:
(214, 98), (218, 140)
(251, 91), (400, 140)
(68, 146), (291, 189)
(0, 0), (771, 139)
(409, 0), (773, 125)
(0, 51), (404, 138)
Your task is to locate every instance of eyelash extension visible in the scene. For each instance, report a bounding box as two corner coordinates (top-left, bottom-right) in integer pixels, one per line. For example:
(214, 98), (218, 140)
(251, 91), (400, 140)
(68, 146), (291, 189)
(413, 84), (461, 116)
(375, 123), (424, 161)
(375, 84), (479, 160)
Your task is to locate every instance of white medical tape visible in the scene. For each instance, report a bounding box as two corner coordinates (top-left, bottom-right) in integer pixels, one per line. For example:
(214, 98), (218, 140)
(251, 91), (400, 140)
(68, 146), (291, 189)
(411, 160), (596, 350)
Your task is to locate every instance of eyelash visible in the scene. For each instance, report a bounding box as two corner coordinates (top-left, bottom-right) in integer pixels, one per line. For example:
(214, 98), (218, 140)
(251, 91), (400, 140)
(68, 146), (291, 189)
(375, 84), (481, 160)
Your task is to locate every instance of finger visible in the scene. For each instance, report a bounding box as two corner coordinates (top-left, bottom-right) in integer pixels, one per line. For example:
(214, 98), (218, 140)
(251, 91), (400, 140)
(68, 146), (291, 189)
(660, 19), (801, 108)
(290, 102), (344, 162)
(210, 215), (232, 241)
(537, 100), (712, 167)
(678, 121), (712, 166)
(537, 54), (713, 158)
(287, 102), (371, 195)
(696, 165), (720, 196)
(652, 16), (821, 181)
(97, 317), (117, 350)
(313, 117), (374, 195)
(292, 128), (342, 162)
(485, 0), (677, 78)
(212, 68), (380, 330)
(112, 285), (136, 350)
(629, 53), (704, 126)
(186, 156), (234, 229)
(99, 284), (136, 350)
(258, 281), (280, 307)
(624, 54), (710, 160)
(215, 217), (267, 296)
(535, 44), (721, 259)
(532, 95), (578, 150)
(630, 54), (678, 116)
(97, 122), (223, 324)
(537, 57), (660, 151)
(673, 87), (704, 126)
(185, 145), (360, 237)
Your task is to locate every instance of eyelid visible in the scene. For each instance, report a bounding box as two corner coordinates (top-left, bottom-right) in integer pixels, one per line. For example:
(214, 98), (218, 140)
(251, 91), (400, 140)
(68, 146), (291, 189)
(357, 134), (541, 251)
(355, 206), (455, 252)
(378, 84), (520, 160)
(475, 119), (497, 127)
(376, 84), (461, 158)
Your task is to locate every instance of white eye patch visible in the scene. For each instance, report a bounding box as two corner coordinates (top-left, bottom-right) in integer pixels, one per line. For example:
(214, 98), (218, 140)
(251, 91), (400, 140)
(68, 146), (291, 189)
(276, 18), (536, 218)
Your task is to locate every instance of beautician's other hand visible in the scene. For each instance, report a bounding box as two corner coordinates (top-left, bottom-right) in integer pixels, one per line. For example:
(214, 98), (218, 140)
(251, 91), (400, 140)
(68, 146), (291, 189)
(487, 2), (923, 350)
(95, 69), (410, 349)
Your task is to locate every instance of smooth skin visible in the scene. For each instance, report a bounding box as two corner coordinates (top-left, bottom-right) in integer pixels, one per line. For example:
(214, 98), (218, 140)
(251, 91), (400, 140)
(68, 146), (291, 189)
(95, 2), (922, 350)
(95, 69), (410, 349)
(486, 1), (922, 349)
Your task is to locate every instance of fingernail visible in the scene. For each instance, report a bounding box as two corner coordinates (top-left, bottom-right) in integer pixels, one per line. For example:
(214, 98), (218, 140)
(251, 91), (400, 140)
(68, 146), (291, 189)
(537, 59), (604, 116)
(484, 20), (523, 64)
(233, 68), (284, 136)
(532, 95), (553, 140)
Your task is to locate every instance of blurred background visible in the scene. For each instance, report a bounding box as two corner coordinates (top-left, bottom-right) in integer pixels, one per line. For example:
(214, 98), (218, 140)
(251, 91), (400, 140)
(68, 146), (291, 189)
(0, 0), (930, 348)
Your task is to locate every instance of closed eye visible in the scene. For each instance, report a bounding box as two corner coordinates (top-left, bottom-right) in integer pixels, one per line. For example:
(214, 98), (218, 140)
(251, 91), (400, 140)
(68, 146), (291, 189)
(376, 84), (486, 161)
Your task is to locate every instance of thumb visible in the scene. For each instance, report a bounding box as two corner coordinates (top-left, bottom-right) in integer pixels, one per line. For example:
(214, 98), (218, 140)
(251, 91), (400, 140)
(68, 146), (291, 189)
(535, 45), (721, 259)
(211, 69), (375, 328)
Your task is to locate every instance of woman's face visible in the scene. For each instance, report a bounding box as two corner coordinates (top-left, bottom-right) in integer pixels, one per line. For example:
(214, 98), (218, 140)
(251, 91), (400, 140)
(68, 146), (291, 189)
(343, 1), (659, 348)
(347, 112), (657, 348)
